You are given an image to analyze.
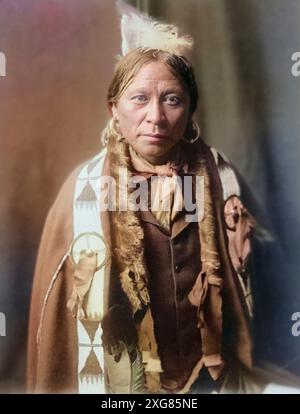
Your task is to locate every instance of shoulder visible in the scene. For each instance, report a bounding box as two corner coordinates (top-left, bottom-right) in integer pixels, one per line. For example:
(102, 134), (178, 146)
(49, 147), (108, 221)
(189, 140), (241, 201)
(191, 140), (274, 238)
(35, 148), (108, 276)
(207, 145), (275, 241)
(208, 146), (241, 201)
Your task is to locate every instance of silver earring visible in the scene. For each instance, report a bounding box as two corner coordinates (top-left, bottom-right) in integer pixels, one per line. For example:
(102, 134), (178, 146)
(182, 120), (200, 144)
(111, 117), (125, 142)
(111, 117), (119, 131)
(191, 120), (200, 143)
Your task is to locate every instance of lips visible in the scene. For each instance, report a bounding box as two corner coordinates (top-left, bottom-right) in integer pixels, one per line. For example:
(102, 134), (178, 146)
(143, 133), (168, 138)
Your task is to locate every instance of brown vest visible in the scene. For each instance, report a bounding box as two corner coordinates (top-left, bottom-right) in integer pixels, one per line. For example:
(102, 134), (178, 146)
(141, 207), (202, 390)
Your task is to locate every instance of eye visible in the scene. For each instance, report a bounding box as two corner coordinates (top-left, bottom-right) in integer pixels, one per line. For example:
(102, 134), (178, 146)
(131, 94), (148, 104)
(164, 94), (182, 106)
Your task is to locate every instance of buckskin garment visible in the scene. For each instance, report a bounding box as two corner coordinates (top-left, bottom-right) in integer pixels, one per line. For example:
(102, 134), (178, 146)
(27, 139), (271, 394)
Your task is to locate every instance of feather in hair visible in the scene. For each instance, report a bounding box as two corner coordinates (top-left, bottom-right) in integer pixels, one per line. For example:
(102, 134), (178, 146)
(116, 0), (193, 57)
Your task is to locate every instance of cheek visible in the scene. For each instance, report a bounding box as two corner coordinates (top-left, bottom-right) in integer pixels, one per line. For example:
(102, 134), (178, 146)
(171, 112), (189, 133)
(118, 108), (143, 133)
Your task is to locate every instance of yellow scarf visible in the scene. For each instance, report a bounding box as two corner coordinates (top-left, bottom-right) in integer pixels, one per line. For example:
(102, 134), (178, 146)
(128, 144), (188, 232)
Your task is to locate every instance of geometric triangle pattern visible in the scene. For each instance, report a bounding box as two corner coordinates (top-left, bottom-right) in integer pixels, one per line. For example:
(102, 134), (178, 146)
(77, 320), (105, 394)
(81, 319), (100, 343)
(76, 181), (97, 203)
(79, 348), (103, 379)
(73, 150), (107, 394)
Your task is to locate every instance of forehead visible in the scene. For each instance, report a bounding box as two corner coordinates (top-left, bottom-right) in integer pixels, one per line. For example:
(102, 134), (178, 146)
(128, 61), (183, 88)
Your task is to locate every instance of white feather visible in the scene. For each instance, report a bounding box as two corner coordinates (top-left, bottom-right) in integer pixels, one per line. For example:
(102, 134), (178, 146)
(117, 0), (193, 57)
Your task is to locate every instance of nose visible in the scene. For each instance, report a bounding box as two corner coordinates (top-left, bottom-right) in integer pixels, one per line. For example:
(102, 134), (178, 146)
(146, 99), (165, 126)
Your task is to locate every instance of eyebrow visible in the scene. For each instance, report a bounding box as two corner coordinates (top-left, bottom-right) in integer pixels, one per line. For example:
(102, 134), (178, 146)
(127, 87), (186, 96)
(127, 88), (150, 95)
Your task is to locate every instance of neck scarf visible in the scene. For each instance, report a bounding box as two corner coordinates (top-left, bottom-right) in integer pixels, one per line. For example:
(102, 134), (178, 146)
(128, 144), (188, 232)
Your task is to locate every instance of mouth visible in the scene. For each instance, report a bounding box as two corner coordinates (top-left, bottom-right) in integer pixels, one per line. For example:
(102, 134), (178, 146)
(142, 133), (168, 139)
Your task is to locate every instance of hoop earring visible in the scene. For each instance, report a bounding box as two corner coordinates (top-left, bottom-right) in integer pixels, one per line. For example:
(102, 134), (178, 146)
(111, 116), (118, 132)
(182, 120), (200, 144)
(111, 117), (125, 142)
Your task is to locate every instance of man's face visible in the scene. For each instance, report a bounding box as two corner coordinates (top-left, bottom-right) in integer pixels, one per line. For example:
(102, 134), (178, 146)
(111, 61), (190, 164)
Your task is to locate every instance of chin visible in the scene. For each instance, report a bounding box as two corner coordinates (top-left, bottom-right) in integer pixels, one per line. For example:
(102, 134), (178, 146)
(143, 148), (168, 159)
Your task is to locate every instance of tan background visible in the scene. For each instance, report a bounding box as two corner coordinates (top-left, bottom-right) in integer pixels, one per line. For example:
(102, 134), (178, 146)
(0, 0), (300, 392)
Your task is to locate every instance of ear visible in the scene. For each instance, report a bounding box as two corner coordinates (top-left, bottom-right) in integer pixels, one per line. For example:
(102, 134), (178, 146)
(110, 103), (118, 119)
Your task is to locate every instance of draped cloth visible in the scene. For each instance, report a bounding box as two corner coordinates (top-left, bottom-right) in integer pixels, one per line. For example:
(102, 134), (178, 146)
(27, 136), (259, 394)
